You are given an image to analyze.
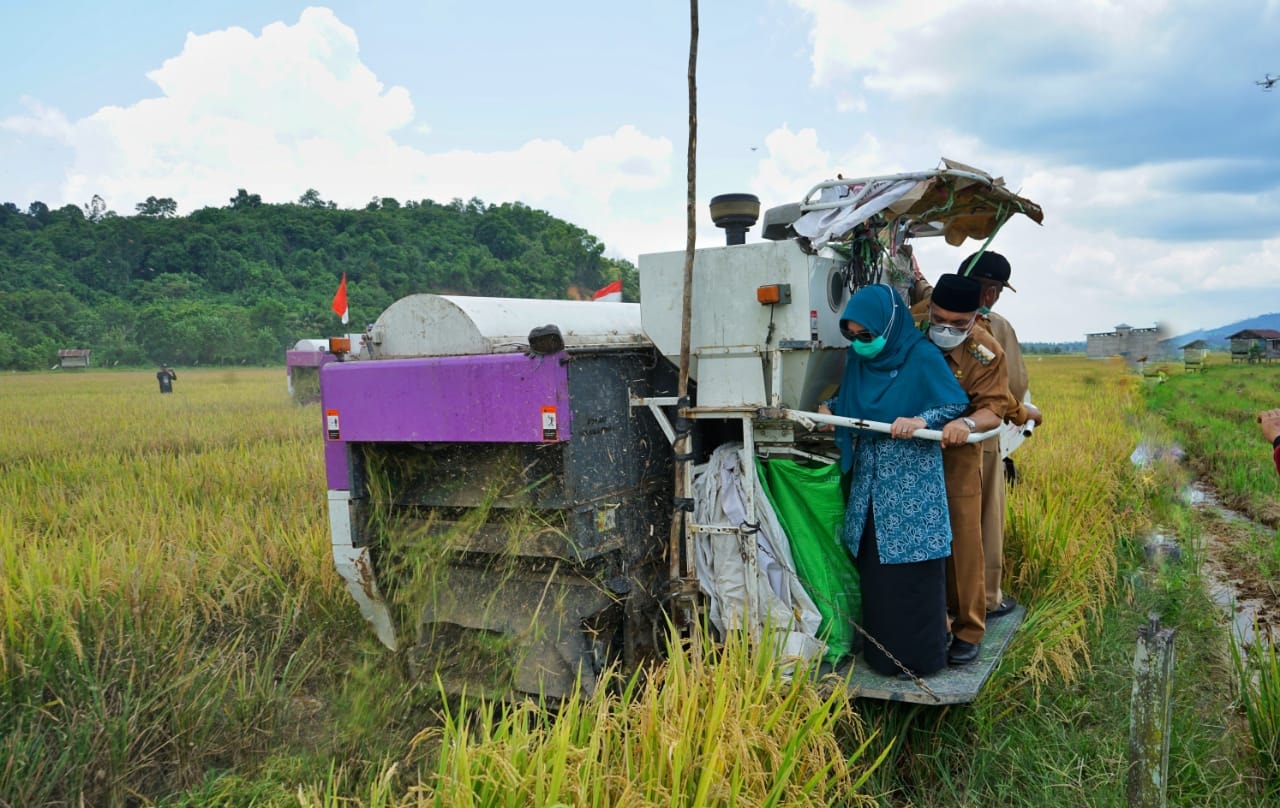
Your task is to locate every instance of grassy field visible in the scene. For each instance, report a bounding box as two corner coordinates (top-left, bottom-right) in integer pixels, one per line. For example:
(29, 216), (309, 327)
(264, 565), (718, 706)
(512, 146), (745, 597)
(1144, 357), (1280, 789)
(1145, 358), (1280, 527)
(1, 360), (1274, 805)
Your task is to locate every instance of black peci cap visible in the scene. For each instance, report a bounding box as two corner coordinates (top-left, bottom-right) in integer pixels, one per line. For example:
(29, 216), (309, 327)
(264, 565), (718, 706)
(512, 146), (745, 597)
(932, 273), (982, 313)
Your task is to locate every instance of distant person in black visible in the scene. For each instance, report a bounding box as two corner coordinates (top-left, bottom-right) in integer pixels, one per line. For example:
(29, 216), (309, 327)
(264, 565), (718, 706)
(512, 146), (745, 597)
(157, 364), (177, 394)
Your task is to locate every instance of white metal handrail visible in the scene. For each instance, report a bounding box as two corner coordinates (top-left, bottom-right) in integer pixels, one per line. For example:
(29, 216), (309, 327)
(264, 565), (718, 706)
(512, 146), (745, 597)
(778, 407), (1002, 444)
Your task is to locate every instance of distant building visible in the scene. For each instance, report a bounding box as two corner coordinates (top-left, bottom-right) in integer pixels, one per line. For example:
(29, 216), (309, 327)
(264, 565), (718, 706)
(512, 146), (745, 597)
(1179, 339), (1209, 373)
(1085, 324), (1167, 364)
(1227, 329), (1280, 363)
(57, 349), (91, 369)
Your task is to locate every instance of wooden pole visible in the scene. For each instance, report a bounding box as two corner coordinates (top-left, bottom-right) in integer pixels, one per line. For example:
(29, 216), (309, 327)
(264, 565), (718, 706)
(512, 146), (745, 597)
(1127, 615), (1175, 808)
(667, 0), (699, 633)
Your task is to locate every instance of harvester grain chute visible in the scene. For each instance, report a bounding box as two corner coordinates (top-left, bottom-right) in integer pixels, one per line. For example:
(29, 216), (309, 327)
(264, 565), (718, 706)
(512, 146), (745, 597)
(287, 333), (369, 403)
(320, 160), (1043, 703)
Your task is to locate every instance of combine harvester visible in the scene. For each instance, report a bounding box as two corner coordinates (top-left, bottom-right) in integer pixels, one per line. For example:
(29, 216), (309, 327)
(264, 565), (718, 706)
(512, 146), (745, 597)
(319, 161), (1043, 705)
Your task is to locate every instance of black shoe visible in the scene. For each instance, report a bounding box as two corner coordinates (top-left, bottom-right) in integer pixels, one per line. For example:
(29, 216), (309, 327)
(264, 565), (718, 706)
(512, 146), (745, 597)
(948, 639), (980, 665)
(987, 595), (1017, 620)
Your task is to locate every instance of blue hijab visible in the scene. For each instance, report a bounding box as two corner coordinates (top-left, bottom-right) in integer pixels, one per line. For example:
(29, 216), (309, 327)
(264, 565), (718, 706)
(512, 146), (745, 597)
(833, 285), (968, 465)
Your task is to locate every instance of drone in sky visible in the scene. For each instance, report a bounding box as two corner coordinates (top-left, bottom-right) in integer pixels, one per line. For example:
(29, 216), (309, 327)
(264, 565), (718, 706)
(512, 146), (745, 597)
(1257, 73), (1279, 91)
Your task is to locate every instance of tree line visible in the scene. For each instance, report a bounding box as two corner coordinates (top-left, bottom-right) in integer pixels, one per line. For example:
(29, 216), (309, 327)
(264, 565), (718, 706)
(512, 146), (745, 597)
(0, 191), (638, 370)
(1021, 341), (1086, 355)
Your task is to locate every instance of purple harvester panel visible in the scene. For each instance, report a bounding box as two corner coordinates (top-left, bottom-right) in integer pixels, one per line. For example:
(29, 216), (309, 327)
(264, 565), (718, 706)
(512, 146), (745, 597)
(286, 349), (325, 368)
(320, 353), (572, 489)
(323, 440), (349, 491)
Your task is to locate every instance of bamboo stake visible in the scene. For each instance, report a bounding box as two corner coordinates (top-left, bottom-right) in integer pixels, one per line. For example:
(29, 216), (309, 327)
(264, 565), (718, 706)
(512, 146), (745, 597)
(668, 0), (699, 633)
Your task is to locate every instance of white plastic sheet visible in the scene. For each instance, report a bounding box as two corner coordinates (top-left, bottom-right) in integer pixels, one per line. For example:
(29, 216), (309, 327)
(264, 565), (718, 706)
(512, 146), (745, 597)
(692, 443), (825, 664)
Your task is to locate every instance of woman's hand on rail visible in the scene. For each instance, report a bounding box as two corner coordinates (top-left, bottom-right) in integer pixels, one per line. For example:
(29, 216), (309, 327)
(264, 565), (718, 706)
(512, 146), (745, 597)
(816, 403), (835, 432)
(890, 416), (926, 440)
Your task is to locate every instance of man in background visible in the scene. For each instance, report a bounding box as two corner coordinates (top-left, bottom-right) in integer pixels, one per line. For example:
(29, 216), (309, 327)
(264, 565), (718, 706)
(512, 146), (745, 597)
(157, 364), (177, 394)
(912, 253), (1043, 620)
(962, 252), (1043, 619)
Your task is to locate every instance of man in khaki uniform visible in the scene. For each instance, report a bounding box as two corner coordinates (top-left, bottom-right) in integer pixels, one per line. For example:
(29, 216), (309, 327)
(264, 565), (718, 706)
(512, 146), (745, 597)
(962, 252), (1043, 618)
(911, 273), (1011, 665)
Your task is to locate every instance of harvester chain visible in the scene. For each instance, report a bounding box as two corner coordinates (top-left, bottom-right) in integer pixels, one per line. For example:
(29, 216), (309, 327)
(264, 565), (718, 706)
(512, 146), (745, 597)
(768, 547), (942, 700)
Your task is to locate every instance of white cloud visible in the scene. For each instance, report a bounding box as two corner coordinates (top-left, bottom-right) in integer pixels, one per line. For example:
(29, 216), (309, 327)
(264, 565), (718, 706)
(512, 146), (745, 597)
(750, 126), (833, 204)
(33, 7), (420, 211)
(146, 8), (414, 143)
(600, 210), (691, 265)
(789, 0), (1153, 100)
(2, 6), (674, 261)
(0, 97), (73, 140)
(408, 127), (673, 257)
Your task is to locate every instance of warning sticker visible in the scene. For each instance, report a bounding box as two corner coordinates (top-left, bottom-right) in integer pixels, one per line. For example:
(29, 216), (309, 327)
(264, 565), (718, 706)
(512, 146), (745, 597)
(326, 409), (341, 440)
(541, 405), (558, 441)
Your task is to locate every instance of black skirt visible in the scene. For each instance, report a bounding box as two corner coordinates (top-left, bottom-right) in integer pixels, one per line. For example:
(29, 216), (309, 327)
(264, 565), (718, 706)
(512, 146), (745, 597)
(856, 510), (948, 677)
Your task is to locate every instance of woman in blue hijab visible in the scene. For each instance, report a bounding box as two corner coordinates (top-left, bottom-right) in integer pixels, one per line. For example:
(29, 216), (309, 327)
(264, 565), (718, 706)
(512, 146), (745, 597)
(833, 284), (968, 677)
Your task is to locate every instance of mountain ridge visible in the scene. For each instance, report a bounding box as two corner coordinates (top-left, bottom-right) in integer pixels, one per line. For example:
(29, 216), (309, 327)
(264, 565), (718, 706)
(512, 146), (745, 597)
(1163, 312), (1280, 348)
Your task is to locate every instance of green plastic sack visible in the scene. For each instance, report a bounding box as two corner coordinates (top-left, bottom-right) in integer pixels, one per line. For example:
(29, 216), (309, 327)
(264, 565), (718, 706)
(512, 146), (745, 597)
(756, 458), (860, 666)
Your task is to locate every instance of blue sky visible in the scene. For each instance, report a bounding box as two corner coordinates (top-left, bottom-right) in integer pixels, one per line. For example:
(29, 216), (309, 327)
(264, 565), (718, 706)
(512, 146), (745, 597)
(4, 1), (1280, 341)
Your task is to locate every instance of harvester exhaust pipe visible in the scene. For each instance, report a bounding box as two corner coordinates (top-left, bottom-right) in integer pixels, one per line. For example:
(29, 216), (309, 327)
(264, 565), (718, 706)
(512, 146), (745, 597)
(709, 193), (761, 245)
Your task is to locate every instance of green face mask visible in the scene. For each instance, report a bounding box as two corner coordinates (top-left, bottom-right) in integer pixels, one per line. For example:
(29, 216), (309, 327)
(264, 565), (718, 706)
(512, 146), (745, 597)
(852, 335), (887, 358)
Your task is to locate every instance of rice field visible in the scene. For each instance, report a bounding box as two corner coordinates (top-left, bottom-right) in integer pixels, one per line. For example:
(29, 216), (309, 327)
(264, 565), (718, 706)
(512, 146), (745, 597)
(1, 357), (1261, 805)
(999, 356), (1148, 695)
(0, 369), (351, 805)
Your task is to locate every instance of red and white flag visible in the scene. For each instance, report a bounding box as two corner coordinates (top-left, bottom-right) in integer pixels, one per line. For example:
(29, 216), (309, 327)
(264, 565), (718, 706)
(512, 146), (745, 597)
(592, 280), (623, 302)
(332, 273), (349, 324)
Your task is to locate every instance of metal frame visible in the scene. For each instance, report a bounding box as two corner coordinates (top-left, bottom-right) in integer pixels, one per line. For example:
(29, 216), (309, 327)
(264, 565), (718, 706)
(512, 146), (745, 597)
(630, 391), (999, 650)
(798, 169), (994, 213)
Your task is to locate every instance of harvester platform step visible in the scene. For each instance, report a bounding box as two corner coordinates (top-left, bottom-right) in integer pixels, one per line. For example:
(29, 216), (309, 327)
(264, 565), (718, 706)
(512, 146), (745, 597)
(842, 604), (1025, 704)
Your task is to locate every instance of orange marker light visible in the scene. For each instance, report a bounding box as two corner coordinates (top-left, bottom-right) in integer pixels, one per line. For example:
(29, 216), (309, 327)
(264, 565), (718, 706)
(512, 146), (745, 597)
(756, 283), (792, 305)
(329, 336), (351, 355)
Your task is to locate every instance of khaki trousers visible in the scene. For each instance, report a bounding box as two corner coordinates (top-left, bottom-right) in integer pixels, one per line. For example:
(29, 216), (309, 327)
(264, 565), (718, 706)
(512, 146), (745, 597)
(981, 437), (1006, 611)
(943, 442), (985, 645)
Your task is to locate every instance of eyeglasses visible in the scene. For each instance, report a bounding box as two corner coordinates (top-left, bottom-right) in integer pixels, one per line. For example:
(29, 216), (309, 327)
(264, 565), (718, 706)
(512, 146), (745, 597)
(928, 312), (976, 330)
(840, 325), (878, 343)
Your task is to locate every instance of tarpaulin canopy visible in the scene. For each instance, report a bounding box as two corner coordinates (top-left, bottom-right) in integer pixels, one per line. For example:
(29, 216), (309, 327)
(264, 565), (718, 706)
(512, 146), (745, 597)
(792, 158), (1044, 251)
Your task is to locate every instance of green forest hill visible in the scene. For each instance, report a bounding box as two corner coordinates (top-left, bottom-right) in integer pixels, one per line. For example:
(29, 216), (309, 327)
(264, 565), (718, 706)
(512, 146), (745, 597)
(0, 190), (639, 370)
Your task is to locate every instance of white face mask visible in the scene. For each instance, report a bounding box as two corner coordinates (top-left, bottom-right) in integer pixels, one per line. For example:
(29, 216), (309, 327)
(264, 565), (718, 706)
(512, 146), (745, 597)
(929, 324), (970, 350)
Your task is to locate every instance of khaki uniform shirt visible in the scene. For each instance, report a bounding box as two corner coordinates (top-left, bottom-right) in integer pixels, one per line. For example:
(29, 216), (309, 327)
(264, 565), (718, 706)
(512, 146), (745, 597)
(910, 280), (1027, 426)
(981, 310), (1031, 425)
(910, 308), (1013, 641)
(941, 325), (1011, 426)
(908, 298), (1011, 422)
(908, 310), (1012, 495)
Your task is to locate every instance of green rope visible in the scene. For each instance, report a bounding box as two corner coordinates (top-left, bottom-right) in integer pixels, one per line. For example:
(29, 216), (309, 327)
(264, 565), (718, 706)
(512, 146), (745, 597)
(914, 182), (958, 222)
